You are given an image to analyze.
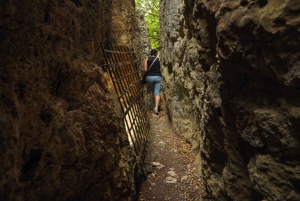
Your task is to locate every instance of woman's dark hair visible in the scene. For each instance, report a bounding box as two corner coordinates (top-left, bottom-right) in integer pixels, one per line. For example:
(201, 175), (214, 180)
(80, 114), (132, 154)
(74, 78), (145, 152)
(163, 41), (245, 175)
(150, 49), (157, 56)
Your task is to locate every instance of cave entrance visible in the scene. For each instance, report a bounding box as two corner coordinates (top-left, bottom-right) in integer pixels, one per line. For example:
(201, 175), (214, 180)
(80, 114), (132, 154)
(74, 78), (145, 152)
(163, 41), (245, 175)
(101, 43), (150, 176)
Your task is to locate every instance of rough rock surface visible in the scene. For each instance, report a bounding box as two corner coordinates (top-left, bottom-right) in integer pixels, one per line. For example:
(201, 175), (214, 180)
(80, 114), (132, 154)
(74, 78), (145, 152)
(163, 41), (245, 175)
(112, 0), (137, 46)
(135, 9), (151, 65)
(160, 0), (300, 200)
(112, 0), (152, 109)
(0, 0), (142, 200)
(134, 9), (153, 111)
(137, 18), (154, 111)
(112, 0), (149, 66)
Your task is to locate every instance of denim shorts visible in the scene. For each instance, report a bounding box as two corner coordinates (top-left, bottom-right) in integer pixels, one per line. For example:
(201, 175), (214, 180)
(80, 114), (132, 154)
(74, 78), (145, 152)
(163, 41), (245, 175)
(146, 76), (162, 95)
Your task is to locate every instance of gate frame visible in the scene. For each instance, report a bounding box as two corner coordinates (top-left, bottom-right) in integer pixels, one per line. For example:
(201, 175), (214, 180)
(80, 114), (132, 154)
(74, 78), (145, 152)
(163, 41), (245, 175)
(101, 43), (150, 177)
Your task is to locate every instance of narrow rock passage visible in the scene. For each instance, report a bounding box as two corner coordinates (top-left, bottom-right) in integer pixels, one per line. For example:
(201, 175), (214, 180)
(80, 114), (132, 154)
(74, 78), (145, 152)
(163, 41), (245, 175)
(138, 96), (202, 201)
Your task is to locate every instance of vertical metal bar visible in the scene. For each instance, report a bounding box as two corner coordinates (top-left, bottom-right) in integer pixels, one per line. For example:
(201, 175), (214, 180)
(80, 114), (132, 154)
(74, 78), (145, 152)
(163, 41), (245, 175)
(131, 48), (148, 145)
(102, 43), (122, 114)
(122, 46), (147, 174)
(113, 45), (141, 152)
(135, 72), (150, 167)
(116, 47), (137, 140)
(115, 47), (142, 156)
(116, 46), (142, 146)
(118, 45), (147, 171)
(103, 43), (140, 158)
(101, 43), (149, 176)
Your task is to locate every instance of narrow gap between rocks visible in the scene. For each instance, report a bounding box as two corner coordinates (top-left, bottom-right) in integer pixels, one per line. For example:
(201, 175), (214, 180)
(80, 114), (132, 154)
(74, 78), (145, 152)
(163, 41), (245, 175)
(137, 94), (202, 201)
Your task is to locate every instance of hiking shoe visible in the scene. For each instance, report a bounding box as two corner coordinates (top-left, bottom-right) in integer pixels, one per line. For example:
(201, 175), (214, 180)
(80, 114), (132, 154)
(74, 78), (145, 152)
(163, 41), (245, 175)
(154, 108), (158, 114)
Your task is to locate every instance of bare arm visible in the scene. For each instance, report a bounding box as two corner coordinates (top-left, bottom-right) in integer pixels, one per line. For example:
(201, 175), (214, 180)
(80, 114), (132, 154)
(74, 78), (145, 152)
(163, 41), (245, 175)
(144, 57), (148, 72)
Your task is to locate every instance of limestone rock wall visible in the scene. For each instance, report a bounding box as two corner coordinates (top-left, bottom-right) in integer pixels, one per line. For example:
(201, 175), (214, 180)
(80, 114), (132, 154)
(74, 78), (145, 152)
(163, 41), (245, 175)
(160, 0), (300, 200)
(112, 0), (150, 62)
(0, 0), (140, 200)
(135, 10), (154, 110)
(135, 9), (151, 71)
(112, 0), (151, 109)
(135, 10), (151, 59)
(112, 0), (136, 45)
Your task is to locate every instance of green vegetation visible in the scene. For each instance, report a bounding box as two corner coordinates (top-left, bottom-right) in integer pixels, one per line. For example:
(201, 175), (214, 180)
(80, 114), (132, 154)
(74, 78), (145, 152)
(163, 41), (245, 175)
(136, 0), (160, 50)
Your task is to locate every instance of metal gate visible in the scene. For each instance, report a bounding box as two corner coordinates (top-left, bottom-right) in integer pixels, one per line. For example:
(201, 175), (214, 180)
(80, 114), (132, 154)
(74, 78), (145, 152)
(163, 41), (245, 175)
(101, 43), (149, 176)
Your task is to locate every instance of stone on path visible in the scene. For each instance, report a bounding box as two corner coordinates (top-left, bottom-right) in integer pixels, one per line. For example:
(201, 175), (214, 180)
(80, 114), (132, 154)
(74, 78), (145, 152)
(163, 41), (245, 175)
(170, 148), (177, 152)
(152, 162), (164, 169)
(165, 177), (177, 184)
(181, 175), (188, 182)
(167, 171), (177, 177)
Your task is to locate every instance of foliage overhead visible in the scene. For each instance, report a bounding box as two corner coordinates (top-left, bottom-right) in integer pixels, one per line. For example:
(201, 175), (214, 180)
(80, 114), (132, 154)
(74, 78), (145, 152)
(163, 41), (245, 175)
(136, 0), (160, 50)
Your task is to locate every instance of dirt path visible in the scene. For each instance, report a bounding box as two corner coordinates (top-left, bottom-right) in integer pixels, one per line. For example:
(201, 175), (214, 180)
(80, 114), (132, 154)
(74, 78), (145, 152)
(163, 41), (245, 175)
(138, 98), (202, 201)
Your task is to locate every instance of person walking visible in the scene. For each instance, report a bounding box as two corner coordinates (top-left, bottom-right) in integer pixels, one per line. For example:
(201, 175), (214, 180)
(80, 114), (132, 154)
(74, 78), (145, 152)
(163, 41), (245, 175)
(144, 49), (162, 115)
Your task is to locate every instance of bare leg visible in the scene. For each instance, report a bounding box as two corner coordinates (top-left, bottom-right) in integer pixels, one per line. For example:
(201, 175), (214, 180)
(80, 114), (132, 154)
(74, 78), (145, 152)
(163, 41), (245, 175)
(155, 95), (160, 109)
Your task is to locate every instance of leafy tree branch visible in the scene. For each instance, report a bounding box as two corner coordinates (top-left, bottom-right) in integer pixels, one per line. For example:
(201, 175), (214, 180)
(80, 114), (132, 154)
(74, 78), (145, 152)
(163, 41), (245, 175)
(136, 0), (160, 50)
